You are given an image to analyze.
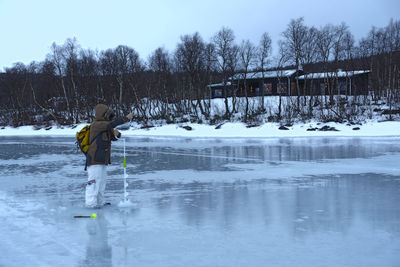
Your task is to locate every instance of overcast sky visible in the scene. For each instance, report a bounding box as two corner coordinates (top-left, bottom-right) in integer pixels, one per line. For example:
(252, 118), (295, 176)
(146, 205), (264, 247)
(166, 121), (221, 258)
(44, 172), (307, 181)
(0, 0), (399, 70)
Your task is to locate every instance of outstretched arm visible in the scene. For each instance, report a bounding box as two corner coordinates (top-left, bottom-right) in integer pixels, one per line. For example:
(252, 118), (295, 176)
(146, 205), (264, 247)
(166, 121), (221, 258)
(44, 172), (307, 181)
(108, 112), (133, 140)
(107, 112), (133, 129)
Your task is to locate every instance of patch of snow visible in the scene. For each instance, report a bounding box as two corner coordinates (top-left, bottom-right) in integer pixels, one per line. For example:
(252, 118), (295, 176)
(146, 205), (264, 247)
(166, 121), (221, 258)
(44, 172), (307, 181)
(0, 120), (399, 138)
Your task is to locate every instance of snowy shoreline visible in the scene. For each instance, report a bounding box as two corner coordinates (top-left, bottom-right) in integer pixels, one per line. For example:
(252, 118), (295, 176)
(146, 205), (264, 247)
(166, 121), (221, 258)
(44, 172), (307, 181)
(1, 120), (399, 138)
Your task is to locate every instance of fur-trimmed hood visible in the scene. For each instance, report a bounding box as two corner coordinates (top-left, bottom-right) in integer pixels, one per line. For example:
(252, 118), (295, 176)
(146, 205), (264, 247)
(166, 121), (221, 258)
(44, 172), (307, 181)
(94, 104), (115, 121)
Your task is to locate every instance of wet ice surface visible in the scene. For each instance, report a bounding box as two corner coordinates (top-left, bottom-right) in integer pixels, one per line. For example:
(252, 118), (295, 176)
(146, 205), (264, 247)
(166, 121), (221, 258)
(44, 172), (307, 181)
(1, 136), (400, 267)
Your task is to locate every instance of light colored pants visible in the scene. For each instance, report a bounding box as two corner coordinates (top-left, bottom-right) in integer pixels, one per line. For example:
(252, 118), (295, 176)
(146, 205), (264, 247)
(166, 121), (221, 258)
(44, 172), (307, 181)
(86, 165), (107, 208)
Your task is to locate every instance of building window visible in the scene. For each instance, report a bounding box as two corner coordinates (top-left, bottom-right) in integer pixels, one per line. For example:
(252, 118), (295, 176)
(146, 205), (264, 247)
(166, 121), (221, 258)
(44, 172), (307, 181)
(265, 83), (272, 94)
(338, 81), (346, 94)
(278, 83), (287, 94)
(320, 83), (325, 95)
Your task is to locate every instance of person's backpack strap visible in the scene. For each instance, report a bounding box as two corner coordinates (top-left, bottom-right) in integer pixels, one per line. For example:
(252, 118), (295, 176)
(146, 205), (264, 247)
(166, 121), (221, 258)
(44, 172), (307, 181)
(89, 129), (107, 145)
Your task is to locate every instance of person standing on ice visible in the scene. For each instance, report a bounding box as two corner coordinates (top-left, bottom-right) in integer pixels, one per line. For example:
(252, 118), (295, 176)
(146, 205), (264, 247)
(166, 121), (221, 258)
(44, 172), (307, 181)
(85, 103), (133, 208)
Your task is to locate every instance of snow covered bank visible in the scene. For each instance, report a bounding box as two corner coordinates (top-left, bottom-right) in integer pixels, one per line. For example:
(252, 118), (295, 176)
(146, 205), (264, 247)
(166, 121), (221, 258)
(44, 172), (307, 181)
(1, 120), (399, 138)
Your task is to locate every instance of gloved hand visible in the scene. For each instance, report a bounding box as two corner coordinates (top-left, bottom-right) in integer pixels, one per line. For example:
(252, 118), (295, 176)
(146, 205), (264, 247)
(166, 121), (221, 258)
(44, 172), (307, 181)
(113, 129), (121, 138)
(126, 113), (133, 120)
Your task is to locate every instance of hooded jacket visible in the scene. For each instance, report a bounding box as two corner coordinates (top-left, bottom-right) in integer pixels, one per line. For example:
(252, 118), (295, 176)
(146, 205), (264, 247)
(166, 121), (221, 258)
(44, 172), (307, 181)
(86, 104), (128, 167)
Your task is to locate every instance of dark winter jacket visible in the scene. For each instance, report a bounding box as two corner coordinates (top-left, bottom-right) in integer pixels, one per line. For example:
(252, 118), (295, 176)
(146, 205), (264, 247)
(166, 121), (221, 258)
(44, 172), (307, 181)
(86, 104), (128, 167)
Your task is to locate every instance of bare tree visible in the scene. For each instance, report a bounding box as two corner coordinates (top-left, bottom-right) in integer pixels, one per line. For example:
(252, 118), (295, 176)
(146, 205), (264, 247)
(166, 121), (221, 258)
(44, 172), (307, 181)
(75, 48), (101, 119)
(213, 27), (236, 119)
(239, 39), (256, 122)
(63, 37), (81, 122)
(115, 45), (140, 107)
(302, 26), (318, 117)
(342, 31), (355, 97)
(100, 45), (142, 114)
(226, 43), (240, 114)
(48, 42), (73, 122)
(331, 23), (352, 101)
(381, 19), (400, 119)
(275, 54), (286, 121)
(257, 32), (272, 111)
(28, 62), (59, 123)
(175, 32), (207, 118)
(204, 42), (217, 114)
(148, 47), (172, 119)
(315, 24), (336, 106)
(280, 17), (308, 110)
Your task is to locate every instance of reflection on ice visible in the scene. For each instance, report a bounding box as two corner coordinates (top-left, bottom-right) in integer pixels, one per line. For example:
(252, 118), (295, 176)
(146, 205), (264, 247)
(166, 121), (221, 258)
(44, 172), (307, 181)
(81, 217), (112, 267)
(0, 137), (400, 267)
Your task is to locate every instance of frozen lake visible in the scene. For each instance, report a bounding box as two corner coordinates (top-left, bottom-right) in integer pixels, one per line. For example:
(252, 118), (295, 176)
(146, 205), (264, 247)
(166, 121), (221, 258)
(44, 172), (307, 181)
(0, 136), (400, 267)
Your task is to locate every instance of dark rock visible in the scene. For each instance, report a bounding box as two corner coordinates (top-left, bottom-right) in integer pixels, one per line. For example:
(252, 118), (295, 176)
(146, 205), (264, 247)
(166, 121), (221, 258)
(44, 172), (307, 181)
(45, 126), (52, 131)
(246, 124), (260, 128)
(279, 126), (289, 130)
(319, 125), (330, 131)
(182, 126), (192, 131)
(352, 127), (360, 130)
(307, 128), (317, 131)
(141, 125), (154, 130)
(319, 125), (339, 131)
(215, 123), (224, 130)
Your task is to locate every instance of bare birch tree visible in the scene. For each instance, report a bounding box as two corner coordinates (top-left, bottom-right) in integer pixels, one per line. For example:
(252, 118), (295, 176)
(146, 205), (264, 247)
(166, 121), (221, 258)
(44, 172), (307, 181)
(280, 17), (308, 110)
(175, 32), (207, 118)
(48, 42), (73, 122)
(213, 27), (236, 119)
(257, 32), (272, 111)
(239, 39), (256, 122)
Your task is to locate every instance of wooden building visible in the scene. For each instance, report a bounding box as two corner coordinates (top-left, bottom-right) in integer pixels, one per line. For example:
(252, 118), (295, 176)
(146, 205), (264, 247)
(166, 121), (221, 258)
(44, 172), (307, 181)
(297, 70), (370, 96)
(208, 69), (370, 98)
(208, 69), (299, 98)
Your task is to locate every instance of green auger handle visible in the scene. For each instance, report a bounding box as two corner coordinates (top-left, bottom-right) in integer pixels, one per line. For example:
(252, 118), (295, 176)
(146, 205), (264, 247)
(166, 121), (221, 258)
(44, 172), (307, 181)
(74, 213), (97, 219)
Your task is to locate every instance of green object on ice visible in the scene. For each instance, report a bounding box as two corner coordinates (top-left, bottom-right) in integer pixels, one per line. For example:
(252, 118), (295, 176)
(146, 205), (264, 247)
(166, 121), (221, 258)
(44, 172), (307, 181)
(74, 213), (97, 219)
(123, 156), (126, 168)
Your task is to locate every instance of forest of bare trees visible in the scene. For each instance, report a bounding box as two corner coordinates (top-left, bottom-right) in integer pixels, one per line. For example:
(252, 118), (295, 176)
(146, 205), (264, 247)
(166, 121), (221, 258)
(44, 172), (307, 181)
(0, 18), (399, 127)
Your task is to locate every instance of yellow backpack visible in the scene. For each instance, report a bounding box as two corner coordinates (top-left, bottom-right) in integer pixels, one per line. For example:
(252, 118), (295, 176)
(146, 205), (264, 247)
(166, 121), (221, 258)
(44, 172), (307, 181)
(76, 125), (91, 154)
